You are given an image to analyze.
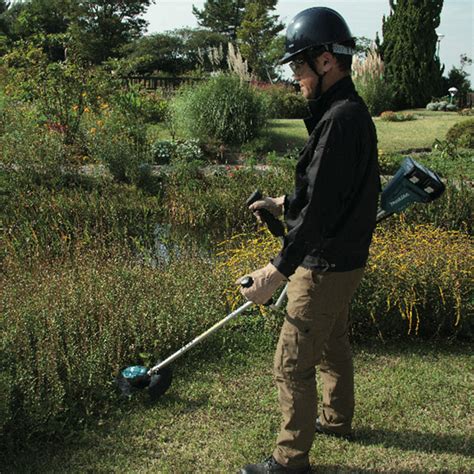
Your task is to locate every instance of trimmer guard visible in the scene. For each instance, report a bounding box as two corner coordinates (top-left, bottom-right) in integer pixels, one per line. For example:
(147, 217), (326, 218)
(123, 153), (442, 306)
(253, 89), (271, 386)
(380, 157), (445, 215)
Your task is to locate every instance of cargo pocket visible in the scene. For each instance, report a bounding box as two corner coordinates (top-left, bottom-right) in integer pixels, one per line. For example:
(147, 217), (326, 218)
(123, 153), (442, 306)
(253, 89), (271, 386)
(274, 319), (316, 377)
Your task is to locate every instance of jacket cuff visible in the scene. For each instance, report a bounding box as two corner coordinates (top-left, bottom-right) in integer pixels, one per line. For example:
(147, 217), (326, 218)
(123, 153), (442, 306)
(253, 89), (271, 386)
(272, 254), (298, 279)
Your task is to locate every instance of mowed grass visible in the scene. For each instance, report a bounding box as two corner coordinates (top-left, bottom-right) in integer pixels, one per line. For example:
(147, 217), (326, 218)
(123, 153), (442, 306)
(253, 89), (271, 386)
(265, 111), (472, 154)
(7, 340), (473, 473)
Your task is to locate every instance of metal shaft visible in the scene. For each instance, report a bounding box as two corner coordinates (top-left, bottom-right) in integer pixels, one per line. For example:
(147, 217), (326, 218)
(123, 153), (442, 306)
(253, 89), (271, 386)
(148, 300), (254, 375)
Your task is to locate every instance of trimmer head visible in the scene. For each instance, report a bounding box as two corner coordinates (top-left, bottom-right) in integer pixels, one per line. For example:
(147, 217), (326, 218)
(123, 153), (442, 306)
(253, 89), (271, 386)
(116, 362), (173, 400)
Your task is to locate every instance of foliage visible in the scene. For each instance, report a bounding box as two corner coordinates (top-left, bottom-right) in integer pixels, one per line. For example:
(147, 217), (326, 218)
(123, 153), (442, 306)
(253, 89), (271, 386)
(352, 46), (394, 116)
(2, 44), (118, 146)
(192, 0), (246, 41)
(151, 138), (203, 165)
(1, 179), (162, 263)
(68, 0), (152, 64)
(380, 111), (416, 122)
(256, 83), (308, 119)
(84, 101), (151, 184)
(218, 224), (473, 339)
(441, 54), (472, 99)
(119, 28), (229, 76)
(377, 0), (444, 109)
(171, 74), (267, 146)
(446, 118), (474, 148)
(236, 1), (284, 82)
(426, 100), (453, 111)
(0, 249), (228, 441)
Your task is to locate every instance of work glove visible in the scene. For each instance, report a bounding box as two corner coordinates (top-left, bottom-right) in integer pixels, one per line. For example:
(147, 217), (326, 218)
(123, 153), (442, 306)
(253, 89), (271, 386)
(249, 195), (285, 221)
(236, 262), (287, 305)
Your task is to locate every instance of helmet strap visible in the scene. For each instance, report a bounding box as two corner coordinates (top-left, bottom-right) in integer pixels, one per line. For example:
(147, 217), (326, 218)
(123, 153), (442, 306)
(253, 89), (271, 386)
(304, 49), (326, 99)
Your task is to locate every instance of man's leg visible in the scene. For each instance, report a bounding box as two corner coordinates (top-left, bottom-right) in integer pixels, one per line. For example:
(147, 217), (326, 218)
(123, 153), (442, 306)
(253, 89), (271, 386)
(272, 267), (338, 468)
(318, 268), (364, 436)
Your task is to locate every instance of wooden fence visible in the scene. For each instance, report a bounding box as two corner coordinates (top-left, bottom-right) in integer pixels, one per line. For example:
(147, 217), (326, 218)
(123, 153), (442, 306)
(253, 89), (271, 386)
(125, 76), (204, 93)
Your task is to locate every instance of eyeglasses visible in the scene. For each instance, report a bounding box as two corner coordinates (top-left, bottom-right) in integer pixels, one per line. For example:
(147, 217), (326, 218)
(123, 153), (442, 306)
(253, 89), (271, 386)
(288, 57), (306, 74)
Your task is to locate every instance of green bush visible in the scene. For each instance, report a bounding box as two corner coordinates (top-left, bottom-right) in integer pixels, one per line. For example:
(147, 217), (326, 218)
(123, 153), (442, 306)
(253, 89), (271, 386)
(219, 225), (473, 340)
(380, 111), (416, 122)
(171, 74), (266, 146)
(0, 250), (229, 442)
(352, 48), (394, 116)
(2, 182), (162, 263)
(446, 118), (474, 148)
(258, 83), (309, 119)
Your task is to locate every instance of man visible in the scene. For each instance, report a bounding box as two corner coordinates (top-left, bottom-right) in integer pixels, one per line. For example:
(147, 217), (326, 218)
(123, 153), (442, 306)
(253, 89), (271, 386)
(237, 7), (381, 474)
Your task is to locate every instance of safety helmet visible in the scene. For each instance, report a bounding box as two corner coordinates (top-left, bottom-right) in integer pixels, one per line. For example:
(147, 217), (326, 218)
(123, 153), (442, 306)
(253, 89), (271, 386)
(280, 7), (355, 65)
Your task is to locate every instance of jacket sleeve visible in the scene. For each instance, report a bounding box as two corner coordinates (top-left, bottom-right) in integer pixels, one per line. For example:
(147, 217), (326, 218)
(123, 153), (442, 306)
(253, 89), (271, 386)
(272, 117), (360, 277)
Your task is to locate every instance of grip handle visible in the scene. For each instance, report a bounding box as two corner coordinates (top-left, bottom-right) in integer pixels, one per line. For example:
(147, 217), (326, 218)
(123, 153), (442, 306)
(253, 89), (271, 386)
(246, 190), (285, 238)
(239, 276), (273, 306)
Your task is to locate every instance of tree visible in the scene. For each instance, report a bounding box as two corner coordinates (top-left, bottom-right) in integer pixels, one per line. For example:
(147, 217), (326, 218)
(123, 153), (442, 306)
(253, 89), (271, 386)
(442, 54), (472, 99)
(192, 0), (246, 41)
(0, 0), (73, 60)
(119, 28), (229, 76)
(377, 0), (444, 109)
(69, 0), (153, 64)
(236, 0), (284, 81)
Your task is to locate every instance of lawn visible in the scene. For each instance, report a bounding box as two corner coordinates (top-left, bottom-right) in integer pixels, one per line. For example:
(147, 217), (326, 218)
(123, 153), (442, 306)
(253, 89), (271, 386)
(265, 111), (472, 155)
(6, 339), (473, 473)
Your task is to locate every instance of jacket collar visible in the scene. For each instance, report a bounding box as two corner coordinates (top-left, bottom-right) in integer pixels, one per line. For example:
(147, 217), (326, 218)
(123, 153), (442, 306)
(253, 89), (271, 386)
(304, 76), (356, 135)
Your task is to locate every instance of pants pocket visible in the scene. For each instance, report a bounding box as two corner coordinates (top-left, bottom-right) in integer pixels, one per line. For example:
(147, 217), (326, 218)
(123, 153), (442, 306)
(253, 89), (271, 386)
(275, 320), (315, 376)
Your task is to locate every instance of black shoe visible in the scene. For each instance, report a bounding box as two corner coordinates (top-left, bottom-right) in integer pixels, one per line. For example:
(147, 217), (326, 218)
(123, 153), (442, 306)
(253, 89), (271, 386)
(315, 417), (354, 441)
(239, 455), (311, 474)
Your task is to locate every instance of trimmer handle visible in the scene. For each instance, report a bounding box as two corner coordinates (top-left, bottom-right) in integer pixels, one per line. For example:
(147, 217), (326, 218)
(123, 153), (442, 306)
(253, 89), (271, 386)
(246, 190), (285, 238)
(239, 276), (273, 306)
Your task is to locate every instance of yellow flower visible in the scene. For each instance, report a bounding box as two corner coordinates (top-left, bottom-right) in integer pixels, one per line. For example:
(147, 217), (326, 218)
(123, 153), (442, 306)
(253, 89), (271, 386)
(96, 120), (103, 127)
(90, 127), (96, 134)
(84, 107), (90, 113)
(100, 103), (109, 110)
(72, 105), (79, 111)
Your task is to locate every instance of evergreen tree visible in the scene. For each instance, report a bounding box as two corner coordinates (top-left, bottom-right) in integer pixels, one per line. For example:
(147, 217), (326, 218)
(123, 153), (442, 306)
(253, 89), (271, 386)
(70, 0), (152, 64)
(377, 0), (444, 109)
(236, 0), (283, 81)
(192, 0), (246, 41)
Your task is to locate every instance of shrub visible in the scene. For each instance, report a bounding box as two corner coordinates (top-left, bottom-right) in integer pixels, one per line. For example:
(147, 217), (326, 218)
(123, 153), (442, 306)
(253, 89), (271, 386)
(171, 74), (266, 146)
(84, 104), (152, 183)
(218, 224), (473, 339)
(2, 182), (162, 263)
(352, 47), (394, 116)
(437, 101), (449, 111)
(0, 249), (229, 442)
(446, 103), (458, 112)
(151, 139), (204, 165)
(380, 111), (416, 122)
(257, 83), (309, 119)
(446, 118), (474, 148)
(426, 102), (438, 111)
(2, 45), (117, 147)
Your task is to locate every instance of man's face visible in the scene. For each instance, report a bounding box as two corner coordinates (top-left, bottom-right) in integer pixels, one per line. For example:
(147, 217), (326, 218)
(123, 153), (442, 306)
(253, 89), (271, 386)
(289, 54), (320, 99)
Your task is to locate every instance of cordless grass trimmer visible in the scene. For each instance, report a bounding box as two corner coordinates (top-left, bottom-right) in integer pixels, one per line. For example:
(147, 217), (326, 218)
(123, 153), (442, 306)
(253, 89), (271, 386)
(115, 157), (445, 401)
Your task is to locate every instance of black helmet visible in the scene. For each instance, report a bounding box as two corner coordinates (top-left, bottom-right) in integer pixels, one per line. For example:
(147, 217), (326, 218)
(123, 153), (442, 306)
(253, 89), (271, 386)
(280, 7), (354, 64)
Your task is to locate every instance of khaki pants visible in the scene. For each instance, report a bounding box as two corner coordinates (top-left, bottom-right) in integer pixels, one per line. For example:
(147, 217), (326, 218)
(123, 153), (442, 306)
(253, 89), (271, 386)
(272, 266), (365, 469)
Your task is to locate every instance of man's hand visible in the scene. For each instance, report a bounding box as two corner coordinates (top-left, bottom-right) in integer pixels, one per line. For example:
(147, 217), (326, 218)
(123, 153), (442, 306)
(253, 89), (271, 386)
(236, 262), (286, 305)
(249, 195), (285, 221)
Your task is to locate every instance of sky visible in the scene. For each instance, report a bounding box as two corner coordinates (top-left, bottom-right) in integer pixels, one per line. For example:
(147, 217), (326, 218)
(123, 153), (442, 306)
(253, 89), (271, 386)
(143, 0), (473, 87)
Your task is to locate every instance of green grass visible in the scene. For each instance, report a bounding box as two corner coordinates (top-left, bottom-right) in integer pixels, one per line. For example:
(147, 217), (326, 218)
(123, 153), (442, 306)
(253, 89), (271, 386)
(264, 111), (473, 155)
(5, 340), (473, 473)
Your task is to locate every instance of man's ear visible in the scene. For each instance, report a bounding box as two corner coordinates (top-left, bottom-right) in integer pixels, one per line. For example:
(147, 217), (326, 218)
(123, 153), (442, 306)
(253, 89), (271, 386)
(319, 51), (336, 72)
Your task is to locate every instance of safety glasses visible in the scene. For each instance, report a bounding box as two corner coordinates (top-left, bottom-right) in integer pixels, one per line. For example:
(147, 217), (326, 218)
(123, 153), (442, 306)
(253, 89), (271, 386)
(288, 56), (306, 74)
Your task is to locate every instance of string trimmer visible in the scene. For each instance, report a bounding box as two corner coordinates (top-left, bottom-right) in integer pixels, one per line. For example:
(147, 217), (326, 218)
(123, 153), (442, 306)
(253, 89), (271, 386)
(115, 157), (445, 401)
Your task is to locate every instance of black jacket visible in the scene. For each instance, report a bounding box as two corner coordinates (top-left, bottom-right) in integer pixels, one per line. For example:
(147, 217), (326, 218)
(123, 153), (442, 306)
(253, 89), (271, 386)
(273, 76), (381, 277)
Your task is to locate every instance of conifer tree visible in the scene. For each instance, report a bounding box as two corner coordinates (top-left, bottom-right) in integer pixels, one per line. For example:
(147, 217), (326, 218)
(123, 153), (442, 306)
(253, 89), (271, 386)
(377, 0), (444, 109)
(192, 0), (246, 41)
(236, 0), (283, 81)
